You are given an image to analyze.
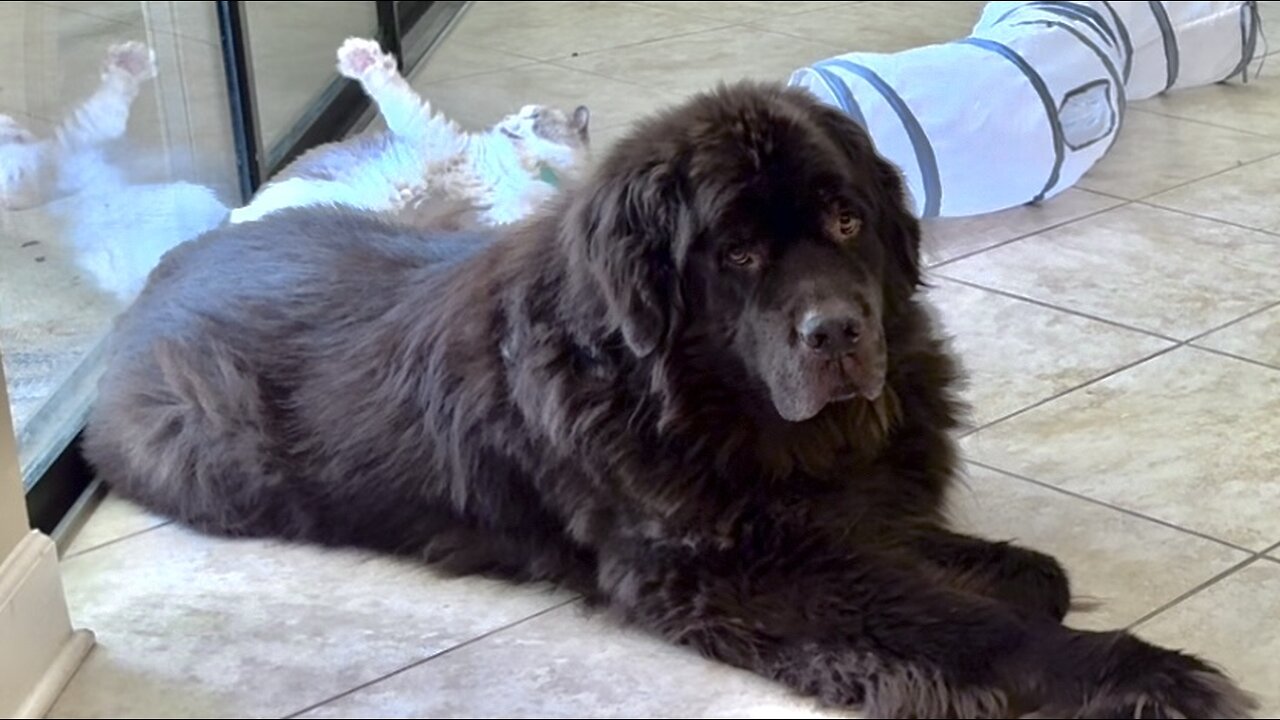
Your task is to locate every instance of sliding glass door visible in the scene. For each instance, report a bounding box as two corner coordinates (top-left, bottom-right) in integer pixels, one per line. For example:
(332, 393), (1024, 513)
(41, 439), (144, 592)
(220, 0), (465, 200)
(1, 0), (467, 535)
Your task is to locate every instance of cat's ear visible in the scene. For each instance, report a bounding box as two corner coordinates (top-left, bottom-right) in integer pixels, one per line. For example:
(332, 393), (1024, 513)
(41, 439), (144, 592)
(572, 106), (590, 143)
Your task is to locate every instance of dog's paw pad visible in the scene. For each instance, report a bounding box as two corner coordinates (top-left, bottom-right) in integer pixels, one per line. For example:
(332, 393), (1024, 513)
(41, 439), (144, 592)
(105, 42), (157, 82)
(337, 38), (395, 79)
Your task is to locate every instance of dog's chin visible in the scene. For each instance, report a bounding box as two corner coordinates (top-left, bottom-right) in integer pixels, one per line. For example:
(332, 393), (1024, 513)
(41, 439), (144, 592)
(768, 371), (886, 423)
(760, 339), (887, 423)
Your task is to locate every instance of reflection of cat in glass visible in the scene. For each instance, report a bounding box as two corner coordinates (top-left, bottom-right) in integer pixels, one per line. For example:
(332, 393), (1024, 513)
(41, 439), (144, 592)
(0, 42), (229, 304)
(231, 38), (592, 228)
(0, 42), (157, 210)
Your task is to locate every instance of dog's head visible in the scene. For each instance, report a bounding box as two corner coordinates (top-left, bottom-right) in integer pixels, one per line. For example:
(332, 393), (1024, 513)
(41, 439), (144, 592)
(565, 82), (922, 423)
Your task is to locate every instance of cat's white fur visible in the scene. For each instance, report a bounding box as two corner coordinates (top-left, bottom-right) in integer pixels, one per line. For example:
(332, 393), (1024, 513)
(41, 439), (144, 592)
(0, 42), (229, 304)
(230, 37), (591, 227)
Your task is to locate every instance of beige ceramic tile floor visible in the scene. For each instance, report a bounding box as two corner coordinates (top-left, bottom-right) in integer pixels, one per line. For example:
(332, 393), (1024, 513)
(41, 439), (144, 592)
(45, 2), (1280, 718)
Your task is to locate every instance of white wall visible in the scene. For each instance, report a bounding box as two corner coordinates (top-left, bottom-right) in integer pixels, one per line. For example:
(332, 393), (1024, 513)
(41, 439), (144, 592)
(0, 360), (31, 561)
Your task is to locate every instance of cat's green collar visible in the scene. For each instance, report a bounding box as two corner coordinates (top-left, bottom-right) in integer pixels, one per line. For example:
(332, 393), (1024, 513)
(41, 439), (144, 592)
(537, 163), (560, 188)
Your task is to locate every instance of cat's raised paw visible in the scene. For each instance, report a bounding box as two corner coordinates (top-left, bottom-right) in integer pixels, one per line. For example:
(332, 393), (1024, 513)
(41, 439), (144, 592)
(337, 38), (396, 80)
(104, 41), (157, 83)
(0, 115), (37, 145)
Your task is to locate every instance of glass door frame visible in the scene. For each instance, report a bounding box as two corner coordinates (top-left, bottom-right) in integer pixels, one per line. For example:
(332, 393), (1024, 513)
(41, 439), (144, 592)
(217, 0), (468, 202)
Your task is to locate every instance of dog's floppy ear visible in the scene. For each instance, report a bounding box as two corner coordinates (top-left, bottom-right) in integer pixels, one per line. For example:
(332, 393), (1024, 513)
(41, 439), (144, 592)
(809, 103), (923, 293)
(868, 150), (924, 292)
(567, 157), (682, 357)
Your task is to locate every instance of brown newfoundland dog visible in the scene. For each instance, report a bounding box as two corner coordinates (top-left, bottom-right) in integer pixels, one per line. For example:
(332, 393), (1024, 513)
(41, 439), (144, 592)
(85, 81), (1252, 718)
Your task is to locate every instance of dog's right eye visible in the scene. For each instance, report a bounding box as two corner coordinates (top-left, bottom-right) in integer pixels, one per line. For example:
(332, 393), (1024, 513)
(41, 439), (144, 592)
(725, 245), (759, 269)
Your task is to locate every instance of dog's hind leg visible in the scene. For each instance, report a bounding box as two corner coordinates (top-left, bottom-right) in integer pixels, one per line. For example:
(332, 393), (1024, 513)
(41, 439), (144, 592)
(83, 335), (313, 540)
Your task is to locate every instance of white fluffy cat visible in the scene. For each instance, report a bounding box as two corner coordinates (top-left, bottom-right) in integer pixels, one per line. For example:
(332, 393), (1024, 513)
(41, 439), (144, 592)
(1, 42), (229, 303)
(230, 37), (591, 227)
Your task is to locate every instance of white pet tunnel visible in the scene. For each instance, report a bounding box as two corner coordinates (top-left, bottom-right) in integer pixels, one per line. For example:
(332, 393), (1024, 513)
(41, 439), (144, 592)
(789, 1), (1265, 219)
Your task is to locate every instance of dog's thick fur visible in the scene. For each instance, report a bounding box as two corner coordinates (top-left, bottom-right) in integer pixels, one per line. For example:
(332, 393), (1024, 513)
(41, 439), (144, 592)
(85, 82), (1254, 718)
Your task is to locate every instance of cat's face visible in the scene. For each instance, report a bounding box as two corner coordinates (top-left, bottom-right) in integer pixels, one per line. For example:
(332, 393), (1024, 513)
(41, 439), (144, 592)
(494, 104), (591, 173)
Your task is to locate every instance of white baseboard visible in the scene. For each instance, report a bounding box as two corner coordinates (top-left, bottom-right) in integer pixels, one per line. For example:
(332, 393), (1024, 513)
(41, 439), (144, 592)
(0, 530), (95, 718)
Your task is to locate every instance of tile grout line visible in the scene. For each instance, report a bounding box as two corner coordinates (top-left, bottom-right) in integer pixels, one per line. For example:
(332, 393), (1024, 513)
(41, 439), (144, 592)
(934, 143), (1280, 272)
(957, 343), (1180, 439)
(413, 58), (543, 88)
(420, 48), (690, 97)
(1183, 298), (1280, 344)
(422, 9), (745, 84)
(1126, 147), (1280, 200)
(1187, 344), (1280, 375)
(926, 198), (1133, 271)
(538, 21), (744, 65)
(537, 14), (861, 82)
(967, 461), (1258, 556)
(953, 294), (1280, 440)
(930, 204), (1280, 415)
(533, 58), (689, 93)
(932, 275), (1182, 344)
(281, 597), (580, 719)
(1136, 198), (1280, 240)
(410, 0), (854, 69)
(61, 519), (175, 561)
(638, 0), (864, 27)
(1125, 106), (1280, 139)
(1126, 554), (1264, 631)
(937, 265), (1280, 365)
(1070, 186), (1132, 202)
(1076, 145), (1280, 204)
(34, 0), (138, 31)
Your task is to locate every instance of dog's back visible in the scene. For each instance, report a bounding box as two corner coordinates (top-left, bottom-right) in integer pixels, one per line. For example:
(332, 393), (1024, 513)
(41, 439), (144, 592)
(86, 206), (495, 541)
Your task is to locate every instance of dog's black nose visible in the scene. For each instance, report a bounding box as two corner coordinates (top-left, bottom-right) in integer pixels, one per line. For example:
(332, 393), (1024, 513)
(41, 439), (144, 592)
(799, 311), (861, 355)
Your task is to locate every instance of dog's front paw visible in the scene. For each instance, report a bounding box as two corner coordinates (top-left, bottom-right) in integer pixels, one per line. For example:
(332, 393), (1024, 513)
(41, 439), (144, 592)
(337, 37), (396, 81)
(992, 544), (1072, 623)
(1086, 665), (1256, 719)
(104, 41), (157, 83)
(1035, 635), (1258, 719)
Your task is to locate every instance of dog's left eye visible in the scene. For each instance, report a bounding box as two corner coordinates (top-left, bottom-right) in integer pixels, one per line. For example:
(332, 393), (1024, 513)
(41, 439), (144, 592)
(725, 245), (758, 268)
(836, 212), (862, 240)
